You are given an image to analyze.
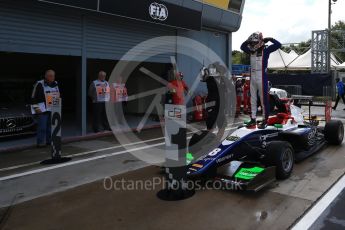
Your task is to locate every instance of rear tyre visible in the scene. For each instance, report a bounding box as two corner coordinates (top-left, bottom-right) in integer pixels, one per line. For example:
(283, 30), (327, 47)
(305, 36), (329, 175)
(265, 141), (294, 180)
(324, 120), (344, 145)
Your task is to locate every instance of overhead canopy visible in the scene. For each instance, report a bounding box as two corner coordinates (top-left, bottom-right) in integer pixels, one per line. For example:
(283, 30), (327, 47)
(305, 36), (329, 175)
(289, 50), (298, 58)
(267, 49), (299, 70)
(268, 49), (342, 70)
(286, 49), (312, 70)
(336, 62), (345, 70)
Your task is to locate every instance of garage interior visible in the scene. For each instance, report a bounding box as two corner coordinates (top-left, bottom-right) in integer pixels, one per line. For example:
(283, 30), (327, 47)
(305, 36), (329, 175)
(0, 52), (80, 137)
(0, 0), (242, 150)
(0, 51), (171, 147)
(87, 59), (170, 129)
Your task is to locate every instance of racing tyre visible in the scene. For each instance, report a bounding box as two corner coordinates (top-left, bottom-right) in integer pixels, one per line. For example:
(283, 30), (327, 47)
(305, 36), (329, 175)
(265, 141), (294, 180)
(324, 120), (344, 145)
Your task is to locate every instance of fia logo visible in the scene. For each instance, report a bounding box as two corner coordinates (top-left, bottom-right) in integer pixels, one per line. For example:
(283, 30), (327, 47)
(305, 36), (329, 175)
(149, 2), (168, 21)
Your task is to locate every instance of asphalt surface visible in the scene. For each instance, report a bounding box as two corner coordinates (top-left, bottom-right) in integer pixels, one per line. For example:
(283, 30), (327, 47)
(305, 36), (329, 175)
(310, 188), (345, 230)
(0, 106), (344, 230)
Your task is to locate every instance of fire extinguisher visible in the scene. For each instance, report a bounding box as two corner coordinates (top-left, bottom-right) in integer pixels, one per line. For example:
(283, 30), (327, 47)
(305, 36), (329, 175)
(193, 95), (204, 121)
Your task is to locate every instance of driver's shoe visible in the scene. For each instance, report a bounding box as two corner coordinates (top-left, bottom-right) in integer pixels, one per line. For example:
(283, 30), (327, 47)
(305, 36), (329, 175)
(257, 120), (267, 129)
(246, 118), (256, 128)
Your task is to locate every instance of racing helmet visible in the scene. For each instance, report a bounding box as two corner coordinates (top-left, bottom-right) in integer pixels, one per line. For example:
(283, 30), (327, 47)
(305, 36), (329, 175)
(248, 32), (264, 52)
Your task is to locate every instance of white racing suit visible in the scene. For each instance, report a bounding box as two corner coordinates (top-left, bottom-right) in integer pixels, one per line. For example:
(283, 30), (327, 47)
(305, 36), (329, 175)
(241, 38), (281, 120)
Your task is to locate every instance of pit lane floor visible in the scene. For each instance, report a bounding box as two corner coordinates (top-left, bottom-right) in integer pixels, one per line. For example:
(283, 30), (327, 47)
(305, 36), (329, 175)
(0, 113), (345, 229)
(310, 187), (345, 230)
(293, 174), (345, 230)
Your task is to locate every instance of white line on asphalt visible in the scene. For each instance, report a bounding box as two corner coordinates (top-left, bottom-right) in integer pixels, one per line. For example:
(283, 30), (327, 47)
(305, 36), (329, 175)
(292, 174), (345, 230)
(0, 136), (164, 173)
(0, 124), (241, 173)
(0, 126), (238, 179)
(0, 162), (39, 172)
(68, 136), (164, 157)
(0, 142), (165, 182)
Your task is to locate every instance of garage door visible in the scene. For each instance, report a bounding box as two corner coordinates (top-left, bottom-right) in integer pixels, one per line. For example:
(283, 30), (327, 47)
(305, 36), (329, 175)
(0, 0), (176, 63)
(85, 14), (176, 63)
(0, 0), (83, 56)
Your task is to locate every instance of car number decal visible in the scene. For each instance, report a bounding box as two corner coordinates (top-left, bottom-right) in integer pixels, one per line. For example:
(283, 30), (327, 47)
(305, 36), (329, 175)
(208, 148), (222, 157)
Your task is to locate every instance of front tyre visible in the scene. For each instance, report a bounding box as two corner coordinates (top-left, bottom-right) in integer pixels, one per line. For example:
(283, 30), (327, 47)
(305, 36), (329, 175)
(265, 141), (294, 180)
(324, 120), (344, 145)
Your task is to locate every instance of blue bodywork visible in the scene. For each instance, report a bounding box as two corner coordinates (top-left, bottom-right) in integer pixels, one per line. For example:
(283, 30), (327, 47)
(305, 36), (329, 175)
(187, 125), (315, 176)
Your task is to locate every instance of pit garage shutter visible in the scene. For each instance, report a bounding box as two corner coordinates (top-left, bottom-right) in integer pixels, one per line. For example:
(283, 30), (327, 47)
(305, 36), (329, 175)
(0, 0), (177, 63)
(0, 0), (83, 56)
(84, 14), (176, 63)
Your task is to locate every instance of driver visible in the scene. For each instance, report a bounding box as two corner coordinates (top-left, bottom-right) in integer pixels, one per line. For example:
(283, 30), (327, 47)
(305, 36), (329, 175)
(241, 32), (281, 128)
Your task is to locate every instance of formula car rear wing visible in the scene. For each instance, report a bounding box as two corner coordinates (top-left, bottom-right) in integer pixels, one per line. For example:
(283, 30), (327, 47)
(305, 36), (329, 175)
(291, 95), (332, 122)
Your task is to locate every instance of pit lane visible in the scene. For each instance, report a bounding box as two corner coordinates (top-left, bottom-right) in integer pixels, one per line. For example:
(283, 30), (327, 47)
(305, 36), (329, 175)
(0, 112), (344, 230)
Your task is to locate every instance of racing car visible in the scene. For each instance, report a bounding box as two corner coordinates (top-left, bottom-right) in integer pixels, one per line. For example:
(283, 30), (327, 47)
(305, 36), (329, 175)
(187, 102), (344, 192)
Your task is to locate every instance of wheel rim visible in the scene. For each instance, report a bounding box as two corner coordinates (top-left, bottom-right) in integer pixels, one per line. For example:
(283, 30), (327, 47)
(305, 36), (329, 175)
(282, 148), (293, 172)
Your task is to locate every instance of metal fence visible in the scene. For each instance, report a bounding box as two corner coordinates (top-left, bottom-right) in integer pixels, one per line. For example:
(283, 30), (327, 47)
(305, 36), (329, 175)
(322, 86), (333, 98)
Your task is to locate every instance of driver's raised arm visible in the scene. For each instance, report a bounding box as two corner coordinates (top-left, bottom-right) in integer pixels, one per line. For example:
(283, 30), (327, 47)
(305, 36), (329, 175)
(265, 38), (282, 54)
(240, 40), (251, 54)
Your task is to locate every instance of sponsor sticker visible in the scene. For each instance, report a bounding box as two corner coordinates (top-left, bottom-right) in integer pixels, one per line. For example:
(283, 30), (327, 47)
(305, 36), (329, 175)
(192, 164), (203, 168)
(216, 154), (234, 163)
(234, 167), (264, 180)
(226, 136), (240, 142)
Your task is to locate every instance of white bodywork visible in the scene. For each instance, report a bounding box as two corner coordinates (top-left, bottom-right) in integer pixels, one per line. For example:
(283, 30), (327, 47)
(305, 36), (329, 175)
(270, 88), (288, 99)
(222, 105), (304, 146)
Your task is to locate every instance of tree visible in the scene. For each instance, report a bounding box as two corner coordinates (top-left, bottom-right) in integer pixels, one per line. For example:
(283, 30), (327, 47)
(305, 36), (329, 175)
(280, 20), (344, 62)
(331, 20), (345, 62)
(283, 40), (311, 55)
(232, 50), (250, 65)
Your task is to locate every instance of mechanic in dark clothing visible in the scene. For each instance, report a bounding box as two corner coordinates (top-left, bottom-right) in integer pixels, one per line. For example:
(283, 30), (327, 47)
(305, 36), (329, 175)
(31, 69), (60, 147)
(333, 78), (345, 110)
(202, 64), (227, 132)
